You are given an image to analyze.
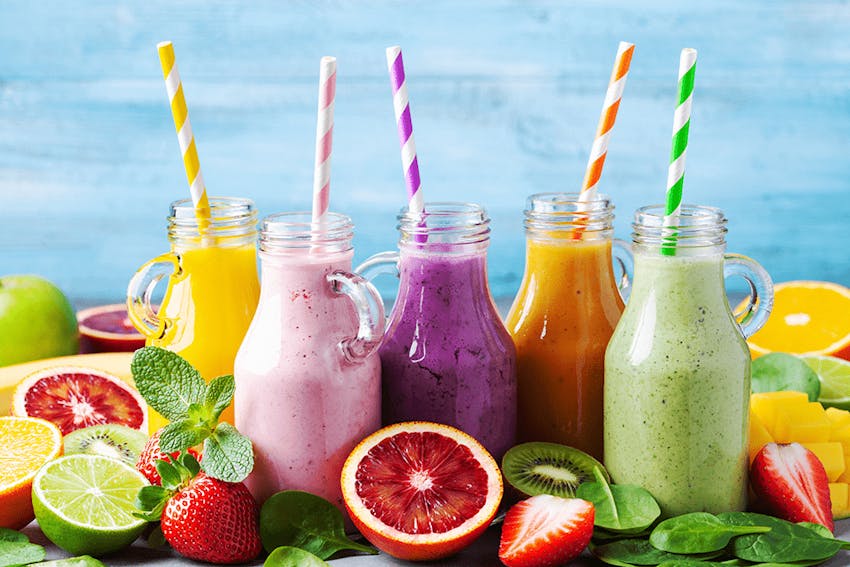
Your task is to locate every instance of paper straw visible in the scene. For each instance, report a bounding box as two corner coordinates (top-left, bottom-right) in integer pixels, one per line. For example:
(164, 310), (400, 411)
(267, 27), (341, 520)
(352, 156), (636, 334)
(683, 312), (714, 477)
(157, 41), (210, 226)
(579, 41), (635, 203)
(662, 48), (697, 255)
(312, 56), (337, 227)
(386, 46), (424, 217)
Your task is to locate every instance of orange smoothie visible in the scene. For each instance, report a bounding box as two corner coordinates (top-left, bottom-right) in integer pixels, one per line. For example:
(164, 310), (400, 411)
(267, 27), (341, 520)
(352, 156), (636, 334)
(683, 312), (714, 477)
(506, 238), (624, 460)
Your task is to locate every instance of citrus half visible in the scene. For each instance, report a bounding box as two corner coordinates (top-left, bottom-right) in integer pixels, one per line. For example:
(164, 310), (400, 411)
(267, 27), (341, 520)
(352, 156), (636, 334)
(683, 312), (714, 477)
(0, 416), (62, 529)
(12, 366), (147, 435)
(745, 281), (850, 360)
(77, 304), (145, 354)
(340, 421), (502, 561)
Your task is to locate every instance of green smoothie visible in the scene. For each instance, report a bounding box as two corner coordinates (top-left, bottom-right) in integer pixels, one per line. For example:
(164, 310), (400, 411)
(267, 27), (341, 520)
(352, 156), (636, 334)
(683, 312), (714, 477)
(604, 251), (751, 517)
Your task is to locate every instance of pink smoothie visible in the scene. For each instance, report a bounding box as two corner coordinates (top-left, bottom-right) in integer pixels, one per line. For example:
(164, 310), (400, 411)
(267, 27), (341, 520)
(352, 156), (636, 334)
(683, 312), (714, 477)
(234, 249), (381, 510)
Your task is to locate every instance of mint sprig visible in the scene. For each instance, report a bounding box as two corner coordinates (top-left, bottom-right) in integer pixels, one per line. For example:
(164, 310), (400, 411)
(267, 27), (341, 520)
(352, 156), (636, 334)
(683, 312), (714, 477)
(131, 346), (254, 483)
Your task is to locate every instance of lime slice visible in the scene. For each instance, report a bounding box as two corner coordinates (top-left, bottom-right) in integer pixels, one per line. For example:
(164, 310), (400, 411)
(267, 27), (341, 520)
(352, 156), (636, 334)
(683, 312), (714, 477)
(801, 355), (850, 410)
(32, 454), (148, 556)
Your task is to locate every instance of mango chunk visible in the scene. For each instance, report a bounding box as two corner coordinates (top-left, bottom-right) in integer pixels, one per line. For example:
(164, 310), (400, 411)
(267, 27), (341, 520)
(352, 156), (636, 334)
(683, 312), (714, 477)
(773, 402), (831, 443)
(829, 483), (850, 519)
(748, 412), (774, 464)
(751, 391), (809, 435)
(802, 442), (846, 481)
(826, 407), (850, 428)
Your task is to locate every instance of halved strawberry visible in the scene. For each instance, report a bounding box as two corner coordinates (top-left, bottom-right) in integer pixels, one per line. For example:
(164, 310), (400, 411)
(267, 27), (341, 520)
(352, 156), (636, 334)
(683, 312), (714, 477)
(498, 494), (594, 567)
(750, 442), (834, 532)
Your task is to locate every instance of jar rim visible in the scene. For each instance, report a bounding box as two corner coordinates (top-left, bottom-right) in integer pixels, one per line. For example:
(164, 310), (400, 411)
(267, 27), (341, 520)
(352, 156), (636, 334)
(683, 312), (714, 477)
(632, 204), (728, 250)
(260, 211), (354, 253)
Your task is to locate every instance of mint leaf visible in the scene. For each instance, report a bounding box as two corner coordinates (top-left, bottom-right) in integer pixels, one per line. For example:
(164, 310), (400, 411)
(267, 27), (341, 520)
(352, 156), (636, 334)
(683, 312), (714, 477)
(131, 347), (206, 421)
(0, 529), (26, 544)
(260, 491), (377, 558)
(201, 422), (254, 482)
(0, 540), (46, 566)
(265, 546), (330, 566)
(159, 418), (211, 453)
(205, 375), (235, 420)
(31, 556), (107, 566)
(187, 403), (210, 424)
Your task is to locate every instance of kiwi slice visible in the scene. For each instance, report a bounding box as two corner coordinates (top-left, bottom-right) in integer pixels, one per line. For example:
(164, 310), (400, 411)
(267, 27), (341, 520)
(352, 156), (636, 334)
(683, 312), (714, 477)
(502, 442), (610, 498)
(64, 424), (148, 466)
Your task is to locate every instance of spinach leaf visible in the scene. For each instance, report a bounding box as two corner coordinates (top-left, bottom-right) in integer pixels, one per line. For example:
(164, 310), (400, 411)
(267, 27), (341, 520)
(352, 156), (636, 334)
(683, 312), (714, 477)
(576, 468), (661, 533)
(264, 546), (330, 566)
(260, 491), (377, 559)
(751, 352), (820, 401)
(718, 512), (842, 563)
(591, 538), (722, 566)
(649, 512), (770, 554)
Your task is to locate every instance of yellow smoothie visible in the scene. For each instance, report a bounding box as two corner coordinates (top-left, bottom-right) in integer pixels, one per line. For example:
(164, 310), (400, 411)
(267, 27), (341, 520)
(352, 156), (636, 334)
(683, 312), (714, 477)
(146, 242), (259, 430)
(506, 238), (624, 460)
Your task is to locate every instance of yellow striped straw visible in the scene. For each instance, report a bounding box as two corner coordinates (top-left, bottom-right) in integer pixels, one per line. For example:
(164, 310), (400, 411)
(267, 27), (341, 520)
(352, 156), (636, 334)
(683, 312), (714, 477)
(157, 41), (211, 224)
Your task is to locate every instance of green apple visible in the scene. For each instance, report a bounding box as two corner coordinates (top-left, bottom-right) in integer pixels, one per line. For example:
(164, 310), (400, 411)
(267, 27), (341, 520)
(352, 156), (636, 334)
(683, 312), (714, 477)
(0, 275), (79, 366)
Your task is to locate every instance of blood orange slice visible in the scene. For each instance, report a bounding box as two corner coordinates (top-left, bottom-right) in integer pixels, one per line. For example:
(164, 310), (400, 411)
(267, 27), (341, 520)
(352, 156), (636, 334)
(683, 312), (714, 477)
(340, 421), (502, 561)
(12, 366), (147, 435)
(77, 304), (146, 354)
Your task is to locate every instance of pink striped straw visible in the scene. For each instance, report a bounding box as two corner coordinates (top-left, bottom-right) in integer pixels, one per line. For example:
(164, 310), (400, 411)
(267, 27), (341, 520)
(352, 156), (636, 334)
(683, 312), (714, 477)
(386, 46), (424, 217)
(312, 56), (337, 226)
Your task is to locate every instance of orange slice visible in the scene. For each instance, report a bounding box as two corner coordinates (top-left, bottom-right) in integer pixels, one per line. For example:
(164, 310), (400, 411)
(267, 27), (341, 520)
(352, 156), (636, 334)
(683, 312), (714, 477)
(341, 421), (503, 561)
(0, 416), (63, 529)
(746, 281), (850, 360)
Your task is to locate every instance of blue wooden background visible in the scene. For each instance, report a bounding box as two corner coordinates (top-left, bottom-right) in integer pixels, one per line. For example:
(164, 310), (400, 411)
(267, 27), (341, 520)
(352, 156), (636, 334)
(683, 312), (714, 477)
(1, 1), (849, 305)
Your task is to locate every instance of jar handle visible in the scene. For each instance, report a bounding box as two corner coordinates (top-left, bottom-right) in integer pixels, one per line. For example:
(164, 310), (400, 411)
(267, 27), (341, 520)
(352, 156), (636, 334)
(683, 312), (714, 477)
(723, 253), (774, 339)
(612, 239), (634, 302)
(355, 251), (401, 281)
(327, 271), (386, 363)
(126, 252), (181, 340)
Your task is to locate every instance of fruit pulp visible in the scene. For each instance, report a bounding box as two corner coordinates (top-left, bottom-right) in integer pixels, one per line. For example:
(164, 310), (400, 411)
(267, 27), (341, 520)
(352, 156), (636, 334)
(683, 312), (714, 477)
(234, 249), (380, 509)
(506, 238), (623, 460)
(78, 304), (145, 354)
(605, 251), (750, 516)
(354, 430), (489, 533)
(379, 250), (517, 460)
(147, 242), (259, 431)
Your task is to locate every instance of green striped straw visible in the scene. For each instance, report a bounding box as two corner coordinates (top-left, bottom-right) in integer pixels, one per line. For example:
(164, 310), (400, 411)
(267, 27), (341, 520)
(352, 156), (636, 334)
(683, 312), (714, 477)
(662, 48), (697, 256)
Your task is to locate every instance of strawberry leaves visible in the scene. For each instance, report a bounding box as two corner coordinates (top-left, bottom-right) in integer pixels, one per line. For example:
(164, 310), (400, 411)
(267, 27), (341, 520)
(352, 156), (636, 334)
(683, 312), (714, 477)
(135, 453), (203, 522)
(131, 347), (253, 483)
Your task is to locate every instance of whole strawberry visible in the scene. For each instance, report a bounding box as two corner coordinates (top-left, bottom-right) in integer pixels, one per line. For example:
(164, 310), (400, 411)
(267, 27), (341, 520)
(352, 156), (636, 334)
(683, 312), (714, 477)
(750, 442), (834, 532)
(136, 454), (262, 564)
(136, 428), (201, 485)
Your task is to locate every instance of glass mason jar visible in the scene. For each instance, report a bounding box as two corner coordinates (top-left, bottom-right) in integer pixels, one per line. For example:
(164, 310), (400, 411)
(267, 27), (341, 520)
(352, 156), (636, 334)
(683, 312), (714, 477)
(604, 204), (773, 517)
(357, 202), (517, 460)
(234, 212), (384, 509)
(506, 193), (632, 461)
(127, 197), (260, 432)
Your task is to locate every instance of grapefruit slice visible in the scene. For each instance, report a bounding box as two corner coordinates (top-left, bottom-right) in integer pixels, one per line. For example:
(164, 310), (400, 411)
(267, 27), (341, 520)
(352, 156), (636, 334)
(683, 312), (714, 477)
(12, 366), (147, 435)
(340, 421), (502, 561)
(77, 304), (146, 354)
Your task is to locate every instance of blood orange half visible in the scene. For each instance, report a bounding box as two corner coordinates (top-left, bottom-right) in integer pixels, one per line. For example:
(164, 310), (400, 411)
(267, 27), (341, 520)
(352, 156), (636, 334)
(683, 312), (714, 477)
(77, 304), (146, 354)
(340, 421), (503, 561)
(12, 366), (147, 435)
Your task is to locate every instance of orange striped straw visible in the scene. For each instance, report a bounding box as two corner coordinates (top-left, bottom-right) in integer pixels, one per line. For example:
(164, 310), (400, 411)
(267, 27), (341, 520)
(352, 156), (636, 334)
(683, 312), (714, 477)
(157, 41), (211, 226)
(579, 41), (635, 203)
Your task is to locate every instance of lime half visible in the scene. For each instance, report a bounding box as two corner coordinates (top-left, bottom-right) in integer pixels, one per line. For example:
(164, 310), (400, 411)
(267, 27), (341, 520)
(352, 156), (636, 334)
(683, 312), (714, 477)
(802, 355), (850, 410)
(32, 454), (148, 556)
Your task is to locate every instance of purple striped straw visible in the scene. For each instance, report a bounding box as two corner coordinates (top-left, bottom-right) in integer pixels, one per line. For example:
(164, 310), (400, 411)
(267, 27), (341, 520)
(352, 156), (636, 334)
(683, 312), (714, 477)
(386, 46), (425, 226)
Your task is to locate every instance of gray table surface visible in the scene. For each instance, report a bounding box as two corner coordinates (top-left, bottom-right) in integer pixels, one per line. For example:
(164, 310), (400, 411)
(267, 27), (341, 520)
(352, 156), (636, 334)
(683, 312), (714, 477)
(23, 518), (850, 566)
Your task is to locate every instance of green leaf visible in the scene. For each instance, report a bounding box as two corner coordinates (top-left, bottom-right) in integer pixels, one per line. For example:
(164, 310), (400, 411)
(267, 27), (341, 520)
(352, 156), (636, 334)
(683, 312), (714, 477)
(591, 538), (722, 566)
(576, 467), (661, 533)
(720, 512), (843, 563)
(751, 352), (820, 401)
(159, 418), (211, 453)
(147, 525), (168, 550)
(131, 347), (206, 421)
(264, 546), (330, 567)
(30, 556), (108, 566)
(181, 452), (201, 477)
(260, 491), (377, 559)
(0, 529), (27, 544)
(134, 484), (172, 521)
(205, 375), (235, 420)
(649, 512), (771, 554)
(187, 403), (210, 424)
(155, 459), (182, 488)
(201, 422), (254, 482)
(797, 521), (834, 539)
(0, 540), (46, 566)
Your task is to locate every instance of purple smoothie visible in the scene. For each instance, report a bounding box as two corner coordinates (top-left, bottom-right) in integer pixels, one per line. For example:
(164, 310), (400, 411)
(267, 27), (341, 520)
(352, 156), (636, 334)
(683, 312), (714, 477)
(379, 250), (517, 459)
